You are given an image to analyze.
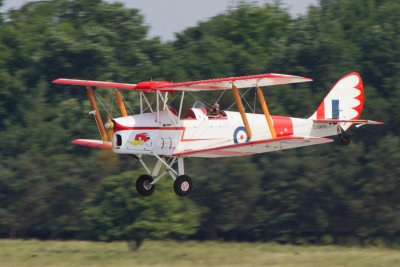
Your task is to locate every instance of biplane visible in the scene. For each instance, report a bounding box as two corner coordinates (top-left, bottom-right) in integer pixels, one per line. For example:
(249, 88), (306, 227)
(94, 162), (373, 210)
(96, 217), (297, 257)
(53, 72), (382, 197)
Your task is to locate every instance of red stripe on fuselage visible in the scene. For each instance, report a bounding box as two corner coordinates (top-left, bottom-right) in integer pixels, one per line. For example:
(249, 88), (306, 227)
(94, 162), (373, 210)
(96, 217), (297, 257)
(271, 116), (293, 137)
(113, 121), (221, 142)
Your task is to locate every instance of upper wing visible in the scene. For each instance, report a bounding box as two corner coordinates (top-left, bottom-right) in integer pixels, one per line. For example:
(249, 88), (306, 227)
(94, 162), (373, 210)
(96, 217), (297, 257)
(154, 73), (312, 91)
(173, 136), (333, 158)
(53, 73), (312, 92)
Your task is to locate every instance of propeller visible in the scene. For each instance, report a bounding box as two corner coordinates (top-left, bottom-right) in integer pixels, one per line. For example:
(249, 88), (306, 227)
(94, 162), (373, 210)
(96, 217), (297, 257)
(105, 114), (115, 143)
(87, 87), (127, 143)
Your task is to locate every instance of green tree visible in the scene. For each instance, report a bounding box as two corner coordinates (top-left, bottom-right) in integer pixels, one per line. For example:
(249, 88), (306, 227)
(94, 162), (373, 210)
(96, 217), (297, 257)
(1, 0), (400, 246)
(172, 2), (292, 81)
(189, 157), (262, 240)
(82, 170), (201, 250)
(0, 0), (163, 238)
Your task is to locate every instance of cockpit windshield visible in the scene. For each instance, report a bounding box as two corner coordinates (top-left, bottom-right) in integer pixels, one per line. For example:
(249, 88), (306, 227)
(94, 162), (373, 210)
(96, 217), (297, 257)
(192, 100), (207, 110)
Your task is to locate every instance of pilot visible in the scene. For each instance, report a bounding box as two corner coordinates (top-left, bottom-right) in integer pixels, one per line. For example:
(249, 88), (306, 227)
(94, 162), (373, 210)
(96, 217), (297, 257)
(209, 102), (220, 117)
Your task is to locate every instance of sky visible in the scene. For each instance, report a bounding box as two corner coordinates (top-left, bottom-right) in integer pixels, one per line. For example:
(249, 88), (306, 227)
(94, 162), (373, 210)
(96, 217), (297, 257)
(1, 0), (319, 41)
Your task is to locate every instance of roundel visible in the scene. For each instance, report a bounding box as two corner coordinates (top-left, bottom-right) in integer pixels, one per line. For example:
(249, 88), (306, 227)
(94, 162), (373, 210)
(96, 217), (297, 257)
(233, 126), (250, 144)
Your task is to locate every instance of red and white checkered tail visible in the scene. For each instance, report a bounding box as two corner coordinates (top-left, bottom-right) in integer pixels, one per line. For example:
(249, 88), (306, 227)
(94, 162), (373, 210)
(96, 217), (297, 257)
(309, 73), (364, 131)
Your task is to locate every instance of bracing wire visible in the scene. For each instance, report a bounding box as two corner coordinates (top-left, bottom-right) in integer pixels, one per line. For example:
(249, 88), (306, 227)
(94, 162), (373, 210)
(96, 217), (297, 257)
(92, 89), (112, 115)
(215, 89), (227, 104)
(187, 90), (225, 109)
(150, 93), (155, 107)
(141, 92), (156, 113)
(241, 89), (254, 113)
(120, 92), (135, 115)
(110, 95), (114, 116)
(166, 94), (178, 108)
(187, 91), (212, 107)
(226, 87), (253, 111)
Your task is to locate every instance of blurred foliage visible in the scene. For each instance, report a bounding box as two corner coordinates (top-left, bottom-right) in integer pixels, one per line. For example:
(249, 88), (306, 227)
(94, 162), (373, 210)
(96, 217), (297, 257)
(82, 170), (200, 250)
(0, 0), (399, 247)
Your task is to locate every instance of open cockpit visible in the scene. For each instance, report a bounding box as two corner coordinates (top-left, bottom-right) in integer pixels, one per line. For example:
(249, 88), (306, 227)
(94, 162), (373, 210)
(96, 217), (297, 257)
(182, 100), (227, 120)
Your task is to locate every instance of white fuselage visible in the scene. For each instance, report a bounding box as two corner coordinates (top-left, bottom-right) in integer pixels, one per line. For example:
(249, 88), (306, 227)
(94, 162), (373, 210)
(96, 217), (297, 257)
(112, 108), (337, 157)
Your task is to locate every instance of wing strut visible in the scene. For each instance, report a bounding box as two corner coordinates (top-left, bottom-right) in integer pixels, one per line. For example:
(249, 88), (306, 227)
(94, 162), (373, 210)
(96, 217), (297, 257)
(114, 89), (128, 117)
(232, 85), (252, 139)
(87, 87), (108, 142)
(256, 87), (277, 138)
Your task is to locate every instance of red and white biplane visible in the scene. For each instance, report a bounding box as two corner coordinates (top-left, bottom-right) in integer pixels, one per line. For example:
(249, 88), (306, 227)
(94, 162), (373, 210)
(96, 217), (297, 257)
(53, 72), (382, 197)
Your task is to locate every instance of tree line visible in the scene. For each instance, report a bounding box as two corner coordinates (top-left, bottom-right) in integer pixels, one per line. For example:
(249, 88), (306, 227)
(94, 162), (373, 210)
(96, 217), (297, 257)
(0, 0), (399, 249)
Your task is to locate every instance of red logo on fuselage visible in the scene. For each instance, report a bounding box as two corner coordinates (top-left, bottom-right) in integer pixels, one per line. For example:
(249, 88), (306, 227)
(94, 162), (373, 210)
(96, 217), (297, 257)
(128, 133), (150, 146)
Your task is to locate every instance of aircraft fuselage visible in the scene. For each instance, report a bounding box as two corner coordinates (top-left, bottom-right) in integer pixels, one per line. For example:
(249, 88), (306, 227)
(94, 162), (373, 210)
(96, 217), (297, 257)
(112, 109), (337, 157)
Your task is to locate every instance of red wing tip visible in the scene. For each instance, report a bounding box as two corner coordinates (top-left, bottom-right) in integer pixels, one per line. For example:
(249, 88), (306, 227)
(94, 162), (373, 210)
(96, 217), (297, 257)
(72, 139), (112, 149)
(52, 78), (64, 83)
(53, 78), (79, 83)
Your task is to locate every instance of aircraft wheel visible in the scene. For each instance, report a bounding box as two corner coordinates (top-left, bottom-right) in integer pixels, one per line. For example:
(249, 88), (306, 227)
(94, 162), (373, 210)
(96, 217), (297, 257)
(173, 175), (193, 197)
(339, 133), (350, 146)
(136, 175), (155, 196)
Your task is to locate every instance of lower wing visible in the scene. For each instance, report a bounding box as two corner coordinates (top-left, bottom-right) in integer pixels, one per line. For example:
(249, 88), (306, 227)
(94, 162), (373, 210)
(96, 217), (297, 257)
(313, 119), (383, 124)
(174, 136), (333, 158)
(72, 139), (112, 149)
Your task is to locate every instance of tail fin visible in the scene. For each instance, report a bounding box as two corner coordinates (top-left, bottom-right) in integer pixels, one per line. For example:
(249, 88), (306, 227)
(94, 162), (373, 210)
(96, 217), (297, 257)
(309, 73), (364, 131)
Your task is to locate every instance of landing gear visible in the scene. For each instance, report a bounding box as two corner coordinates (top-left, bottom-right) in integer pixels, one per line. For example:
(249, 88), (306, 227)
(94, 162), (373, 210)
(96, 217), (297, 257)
(136, 175), (155, 196)
(134, 155), (193, 197)
(339, 132), (350, 145)
(337, 126), (350, 145)
(174, 175), (193, 197)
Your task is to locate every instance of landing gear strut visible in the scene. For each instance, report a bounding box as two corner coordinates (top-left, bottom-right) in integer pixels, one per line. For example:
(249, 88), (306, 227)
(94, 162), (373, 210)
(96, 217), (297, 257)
(135, 155), (193, 197)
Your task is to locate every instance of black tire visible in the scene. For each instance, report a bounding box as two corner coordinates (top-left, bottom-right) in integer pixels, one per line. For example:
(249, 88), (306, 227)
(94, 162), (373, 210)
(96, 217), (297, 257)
(173, 175), (193, 197)
(339, 133), (351, 146)
(136, 175), (155, 196)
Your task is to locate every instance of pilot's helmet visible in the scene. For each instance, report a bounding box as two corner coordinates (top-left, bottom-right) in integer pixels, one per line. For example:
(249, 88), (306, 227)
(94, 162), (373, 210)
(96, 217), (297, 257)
(212, 102), (220, 110)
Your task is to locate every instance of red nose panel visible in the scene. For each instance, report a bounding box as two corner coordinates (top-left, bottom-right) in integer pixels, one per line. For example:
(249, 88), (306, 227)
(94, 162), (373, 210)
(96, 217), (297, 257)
(271, 116), (293, 137)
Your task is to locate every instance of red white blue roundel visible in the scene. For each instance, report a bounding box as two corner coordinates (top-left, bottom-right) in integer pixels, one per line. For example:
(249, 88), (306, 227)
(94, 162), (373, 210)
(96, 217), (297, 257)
(234, 126), (250, 144)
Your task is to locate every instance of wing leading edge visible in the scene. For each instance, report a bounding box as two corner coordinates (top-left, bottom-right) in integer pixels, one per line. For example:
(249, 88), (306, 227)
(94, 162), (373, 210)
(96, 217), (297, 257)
(174, 136), (333, 158)
(53, 73), (312, 92)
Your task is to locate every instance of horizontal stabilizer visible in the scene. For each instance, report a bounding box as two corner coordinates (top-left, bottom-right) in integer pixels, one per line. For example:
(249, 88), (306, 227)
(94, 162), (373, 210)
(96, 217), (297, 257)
(72, 139), (112, 149)
(313, 119), (383, 124)
(174, 136), (333, 158)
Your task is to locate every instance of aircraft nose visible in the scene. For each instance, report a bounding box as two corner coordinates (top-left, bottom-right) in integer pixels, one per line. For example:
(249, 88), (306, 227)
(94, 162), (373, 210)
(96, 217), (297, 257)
(105, 120), (114, 130)
(113, 118), (133, 132)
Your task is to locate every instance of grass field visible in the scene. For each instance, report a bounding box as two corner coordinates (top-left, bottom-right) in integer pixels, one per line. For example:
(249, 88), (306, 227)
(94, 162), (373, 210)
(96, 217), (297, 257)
(1, 239), (400, 267)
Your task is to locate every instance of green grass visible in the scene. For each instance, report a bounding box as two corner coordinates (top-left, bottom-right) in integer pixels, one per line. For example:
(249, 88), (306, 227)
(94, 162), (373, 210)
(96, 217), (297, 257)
(1, 239), (400, 267)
